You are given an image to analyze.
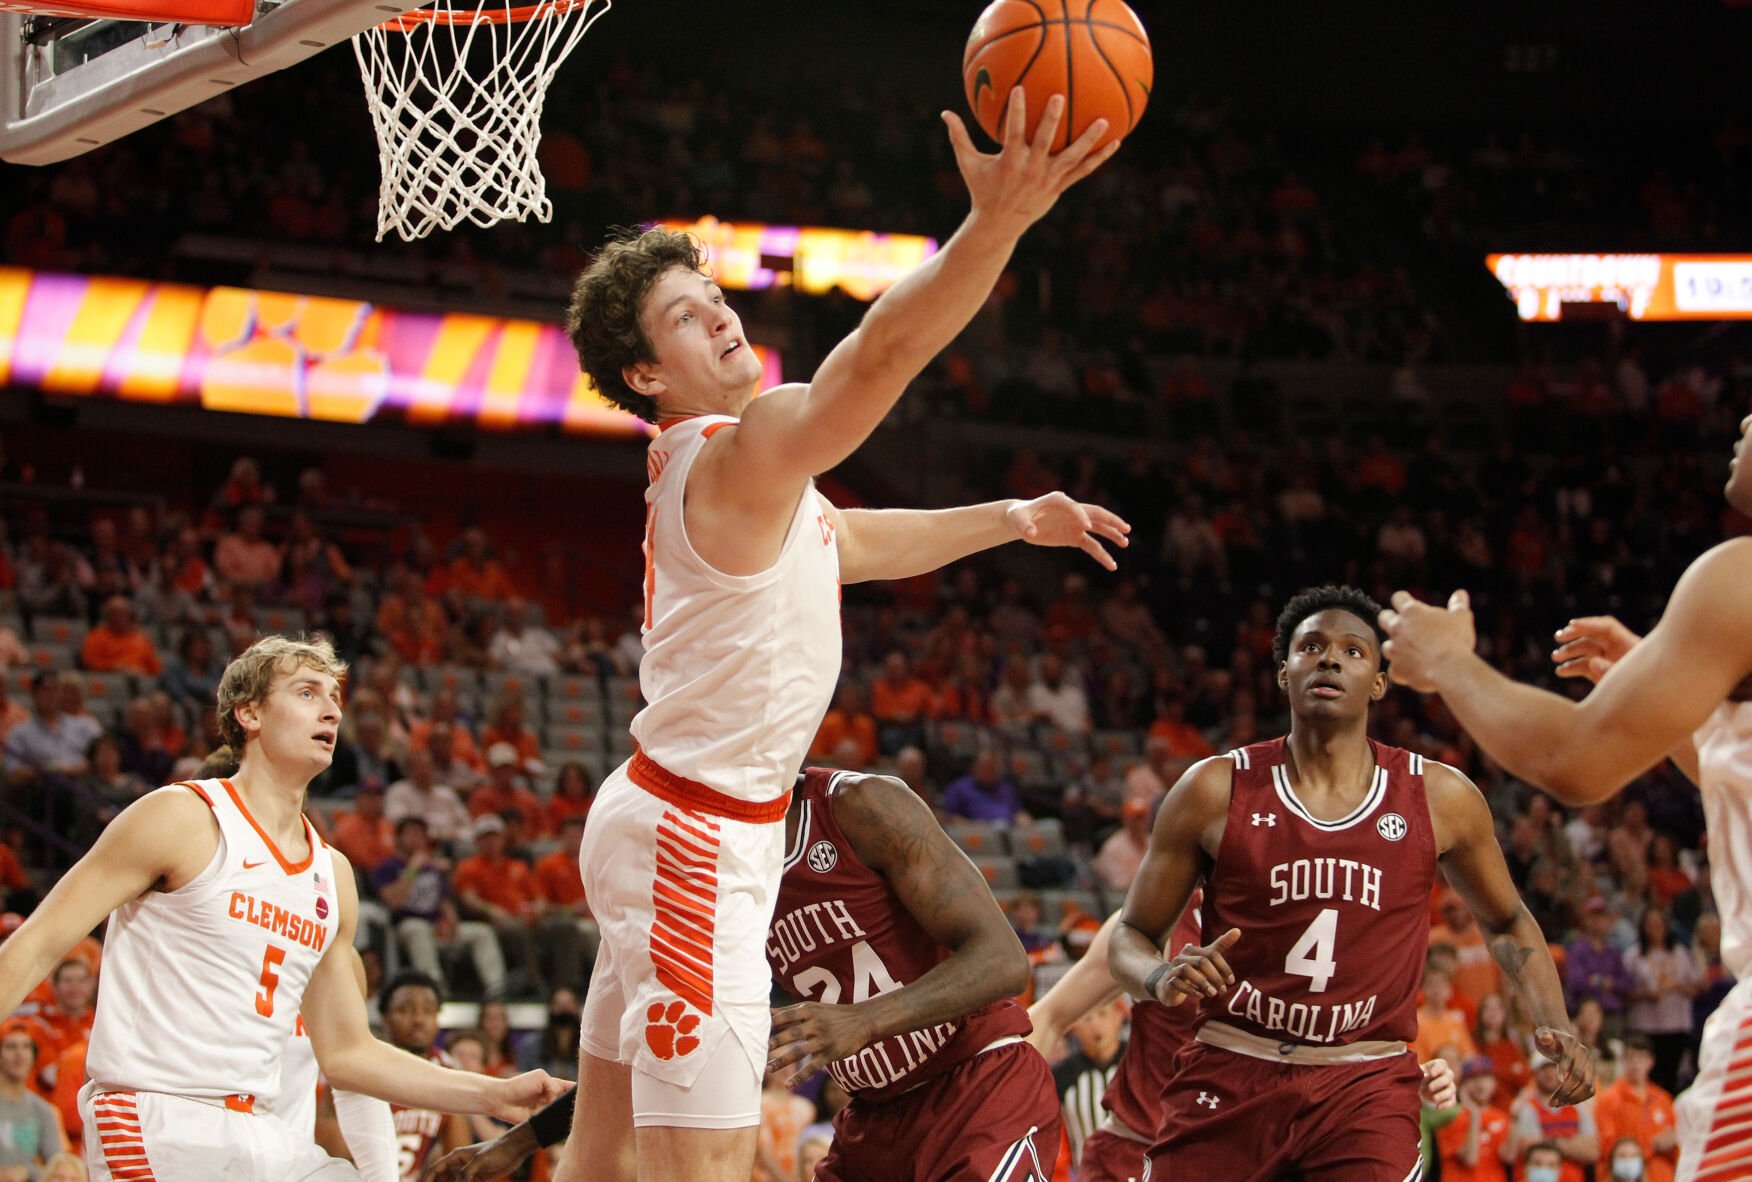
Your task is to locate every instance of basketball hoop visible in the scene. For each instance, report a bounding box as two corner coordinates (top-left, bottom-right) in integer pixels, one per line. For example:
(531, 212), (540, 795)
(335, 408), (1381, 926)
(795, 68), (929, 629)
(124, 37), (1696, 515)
(352, 0), (610, 241)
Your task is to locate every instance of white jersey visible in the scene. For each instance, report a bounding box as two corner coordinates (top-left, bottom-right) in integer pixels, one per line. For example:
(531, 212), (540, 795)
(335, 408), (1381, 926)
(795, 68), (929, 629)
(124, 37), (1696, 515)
(631, 414), (842, 803)
(1696, 700), (1752, 977)
(86, 778), (341, 1105)
(272, 1015), (319, 1134)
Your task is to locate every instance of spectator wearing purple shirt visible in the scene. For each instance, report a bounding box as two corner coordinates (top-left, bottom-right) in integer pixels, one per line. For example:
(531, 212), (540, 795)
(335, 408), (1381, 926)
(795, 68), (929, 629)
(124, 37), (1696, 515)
(941, 749), (1028, 824)
(1567, 896), (1634, 1031)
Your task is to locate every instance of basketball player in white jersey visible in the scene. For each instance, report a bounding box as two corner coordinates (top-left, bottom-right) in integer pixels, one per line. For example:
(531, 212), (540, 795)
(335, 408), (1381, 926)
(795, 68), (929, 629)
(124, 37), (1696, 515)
(559, 89), (1125, 1182)
(1379, 411), (1752, 1182)
(0, 636), (568, 1181)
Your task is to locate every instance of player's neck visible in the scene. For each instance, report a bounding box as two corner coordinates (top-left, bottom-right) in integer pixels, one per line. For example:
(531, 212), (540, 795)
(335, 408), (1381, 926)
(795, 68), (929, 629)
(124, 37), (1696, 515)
(1281, 720), (1374, 801)
(229, 759), (313, 845)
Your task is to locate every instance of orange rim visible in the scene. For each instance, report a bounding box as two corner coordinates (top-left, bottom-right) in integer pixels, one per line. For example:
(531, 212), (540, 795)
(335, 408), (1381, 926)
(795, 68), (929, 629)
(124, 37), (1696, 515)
(379, 0), (584, 31)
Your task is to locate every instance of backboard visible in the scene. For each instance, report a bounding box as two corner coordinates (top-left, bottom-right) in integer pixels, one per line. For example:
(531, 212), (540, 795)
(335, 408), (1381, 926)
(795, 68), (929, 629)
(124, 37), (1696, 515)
(1, 0), (400, 164)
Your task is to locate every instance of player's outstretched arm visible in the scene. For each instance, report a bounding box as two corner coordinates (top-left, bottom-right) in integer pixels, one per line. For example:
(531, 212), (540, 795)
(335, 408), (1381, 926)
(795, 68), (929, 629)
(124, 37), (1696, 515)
(0, 785), (213, 1018)
(304, 851), (571, 1119)
(1025, 908), (1128, 1056)
(1551, 615), (1704, 784)
(1379, 538), (1752, 803)
(829, 494), (1130, 585)
(767, 774), (1030, 1086)
(1429, 763), (1594, 1105)
(711, 89), (1116, 496)
(1110, 758), (1236, 1007)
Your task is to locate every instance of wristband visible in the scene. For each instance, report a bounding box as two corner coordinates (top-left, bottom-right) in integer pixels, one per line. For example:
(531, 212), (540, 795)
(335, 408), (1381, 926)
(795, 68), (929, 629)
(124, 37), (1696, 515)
(528, 1087), (578, 1149)
(1143, 962), (1172, 1001)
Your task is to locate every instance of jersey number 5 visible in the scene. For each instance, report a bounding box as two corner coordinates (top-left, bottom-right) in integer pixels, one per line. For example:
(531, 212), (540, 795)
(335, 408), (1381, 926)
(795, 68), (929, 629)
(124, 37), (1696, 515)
(256, 944), (288, 1016)
(1284, 908), (1338, 993)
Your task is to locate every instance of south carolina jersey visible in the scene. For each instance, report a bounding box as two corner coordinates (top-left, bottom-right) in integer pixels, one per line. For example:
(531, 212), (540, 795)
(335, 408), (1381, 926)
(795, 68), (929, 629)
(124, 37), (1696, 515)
(1196, 740), (1436, 1050)
(1103, 892), (1202, 1137)
(1695, 701), (1752, 976)
(86, 779), (340, 1104)
(632, 414), (842, 805)
(767, 769), (1032, 1101)
(390, 1047), (457, 1181)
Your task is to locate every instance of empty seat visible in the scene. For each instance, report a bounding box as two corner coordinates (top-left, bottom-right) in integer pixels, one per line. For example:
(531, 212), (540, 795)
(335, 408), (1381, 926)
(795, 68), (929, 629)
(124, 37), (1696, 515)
(1009, 818), (1067, 858)
(30, 617), (85, 645)
(544, 698), (604, 727)
(972, 857), (1020, 892)
(548, 674), (603, 702)
(944, 821), (1005, 857)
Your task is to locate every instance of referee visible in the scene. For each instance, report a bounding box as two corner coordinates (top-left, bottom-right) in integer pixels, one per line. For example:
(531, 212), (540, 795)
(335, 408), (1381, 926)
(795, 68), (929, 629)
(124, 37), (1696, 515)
(1052, 995), (1128, 1166)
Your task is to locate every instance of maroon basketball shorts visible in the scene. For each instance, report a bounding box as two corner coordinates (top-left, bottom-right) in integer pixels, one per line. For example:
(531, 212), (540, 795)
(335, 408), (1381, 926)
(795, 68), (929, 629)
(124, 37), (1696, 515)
(1079, 1124), (1151, 1182)
(814, 1039), (1062, 1181)
(1145, 1041), (1424, 1182)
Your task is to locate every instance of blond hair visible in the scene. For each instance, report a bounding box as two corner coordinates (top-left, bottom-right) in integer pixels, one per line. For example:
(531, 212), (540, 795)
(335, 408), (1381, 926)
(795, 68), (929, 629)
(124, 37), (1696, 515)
(214, 634), (348, 754)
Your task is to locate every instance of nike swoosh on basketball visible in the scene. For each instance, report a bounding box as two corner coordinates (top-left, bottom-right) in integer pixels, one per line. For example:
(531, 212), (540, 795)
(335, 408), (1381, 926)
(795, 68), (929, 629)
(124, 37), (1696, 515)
(242, 858), (267, 870)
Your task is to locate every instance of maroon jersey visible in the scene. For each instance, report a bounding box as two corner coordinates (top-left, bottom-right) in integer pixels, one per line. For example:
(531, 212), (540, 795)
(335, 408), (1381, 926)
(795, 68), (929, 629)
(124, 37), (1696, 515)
(1104, 890), (1203, 1136)
(391, 1047), (456, 1181)
(767, 768), (1032, 1101)
(1196, 738), (1436, 1048)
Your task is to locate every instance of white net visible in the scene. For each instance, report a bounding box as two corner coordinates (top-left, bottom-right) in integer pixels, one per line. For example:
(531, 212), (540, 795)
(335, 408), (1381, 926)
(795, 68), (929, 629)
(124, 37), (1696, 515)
(352, 0), (610, 242)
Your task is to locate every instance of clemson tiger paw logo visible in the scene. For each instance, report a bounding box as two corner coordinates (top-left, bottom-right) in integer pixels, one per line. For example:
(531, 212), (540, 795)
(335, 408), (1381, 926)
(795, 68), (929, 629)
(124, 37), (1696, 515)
(645, 1000), (702, 1060)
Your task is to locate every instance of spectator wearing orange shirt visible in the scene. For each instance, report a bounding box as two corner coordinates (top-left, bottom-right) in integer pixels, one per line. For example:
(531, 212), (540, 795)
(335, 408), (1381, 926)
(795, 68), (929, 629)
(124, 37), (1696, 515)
(163, 526), (213, 598)
(533, 815), (599, 975)
(479, 694), (542, 774)
(453, 815), (587, 996)
(79, 597), (162, 676)
(1438, 1056), (1513, 1182)
(423, 721), (484, 794)
(810, 682), (878, 768)
(1432, 890), (1504, 1012)
(1593, 1035), (1677, 1182)
(447, 528), (518, 602)
(1414, 965), (1477, 1064)
(408, 689), (484, 773)
(868, 651), (935, 756)
(1472, 993), (1532, 1109)
(1146, 694), (1215, 762)
(212, 506), (281, 590)
(20, 959), (94, 1096)
(468, 745), (546, 836)
(542, 762), (593, 835)
(328, 782), (396, 875)
(47, 1035), (84, 1155)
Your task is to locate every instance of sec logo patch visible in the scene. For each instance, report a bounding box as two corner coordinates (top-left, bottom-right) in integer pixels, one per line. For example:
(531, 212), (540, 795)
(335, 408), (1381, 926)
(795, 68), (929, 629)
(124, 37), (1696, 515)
(806, 840), (838, 873)
(1377, 813), (1407, 841)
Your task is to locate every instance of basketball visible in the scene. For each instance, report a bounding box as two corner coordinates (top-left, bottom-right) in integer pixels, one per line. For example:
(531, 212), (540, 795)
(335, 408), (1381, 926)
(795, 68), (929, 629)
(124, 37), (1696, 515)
(962, 0), (1153, 154)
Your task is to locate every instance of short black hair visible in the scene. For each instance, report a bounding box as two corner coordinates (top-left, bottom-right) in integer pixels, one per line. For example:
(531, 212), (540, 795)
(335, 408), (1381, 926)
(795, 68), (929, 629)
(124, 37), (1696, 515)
(1273, 584), (1386, 667)
(380, 969), (444, 1010)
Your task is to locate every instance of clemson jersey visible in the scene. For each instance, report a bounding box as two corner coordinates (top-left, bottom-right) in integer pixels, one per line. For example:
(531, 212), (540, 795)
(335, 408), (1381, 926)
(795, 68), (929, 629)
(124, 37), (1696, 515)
(85, 779), (340, 1106)
(632, 414), (842, 804)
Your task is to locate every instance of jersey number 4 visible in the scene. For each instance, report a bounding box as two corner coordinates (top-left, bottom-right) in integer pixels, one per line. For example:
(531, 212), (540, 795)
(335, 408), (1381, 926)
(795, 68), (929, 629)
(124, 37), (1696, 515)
(791, 940), (902, 1005)
(256, 944), (288, 1017)
(1284, 908), (1338, 993)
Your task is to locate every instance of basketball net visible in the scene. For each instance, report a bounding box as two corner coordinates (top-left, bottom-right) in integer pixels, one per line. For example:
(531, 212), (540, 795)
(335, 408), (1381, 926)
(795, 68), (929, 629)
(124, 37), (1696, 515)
(352, 0), (610, 242)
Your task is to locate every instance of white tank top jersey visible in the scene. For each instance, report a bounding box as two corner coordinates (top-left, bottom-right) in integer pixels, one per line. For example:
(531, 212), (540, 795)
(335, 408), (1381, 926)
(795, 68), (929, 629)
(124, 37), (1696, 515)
(273, 1015), (319, 1134)
(86, 778), (341, 1104)
(1696, 700), (1752, 977)
(632, 413), (843, 803)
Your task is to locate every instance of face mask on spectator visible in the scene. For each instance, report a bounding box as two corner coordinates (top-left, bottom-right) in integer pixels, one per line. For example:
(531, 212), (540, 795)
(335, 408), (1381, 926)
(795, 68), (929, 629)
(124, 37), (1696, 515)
(1527, 1169), (1561, 1182)
(1611, 1162), (1644, 1181)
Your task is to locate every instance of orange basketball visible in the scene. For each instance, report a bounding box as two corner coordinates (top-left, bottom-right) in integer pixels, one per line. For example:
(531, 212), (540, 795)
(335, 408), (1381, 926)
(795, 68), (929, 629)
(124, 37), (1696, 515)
(963, 0), (1152, 154)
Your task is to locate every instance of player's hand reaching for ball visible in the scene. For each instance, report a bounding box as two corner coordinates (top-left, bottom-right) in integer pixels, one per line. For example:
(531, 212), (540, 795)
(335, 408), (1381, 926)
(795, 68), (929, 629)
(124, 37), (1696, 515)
(942, 88), (1120, 237)
(1008, 493), (1131, 571)
(1153, 928), (1240, 1007)
(422, 1126), (539, 1182)
(1534, 1026), (1596, 1106)
(1378, 589), (1477, 692)
(490, 1070), (573, 1124)
(768, 1001), (879, 1089)
(1551, 615), (1642, 683)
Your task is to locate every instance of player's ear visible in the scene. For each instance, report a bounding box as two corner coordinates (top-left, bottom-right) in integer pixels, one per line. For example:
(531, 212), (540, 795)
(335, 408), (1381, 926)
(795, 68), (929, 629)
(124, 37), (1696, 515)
(1369, 670), (1388, 701)
(623, 362), (664, 400)
(1276, 661), (1289, 691)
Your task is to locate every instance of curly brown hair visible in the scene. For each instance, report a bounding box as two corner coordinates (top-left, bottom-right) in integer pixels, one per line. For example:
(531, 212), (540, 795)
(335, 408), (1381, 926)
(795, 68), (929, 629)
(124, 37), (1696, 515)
(564, 227), (705, 422)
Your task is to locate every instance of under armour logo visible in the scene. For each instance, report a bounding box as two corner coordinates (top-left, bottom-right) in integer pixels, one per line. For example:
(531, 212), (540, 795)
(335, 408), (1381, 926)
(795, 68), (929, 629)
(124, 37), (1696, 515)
(1251, 813), (1277, 827)
(1196, 1091), (1220, 1108)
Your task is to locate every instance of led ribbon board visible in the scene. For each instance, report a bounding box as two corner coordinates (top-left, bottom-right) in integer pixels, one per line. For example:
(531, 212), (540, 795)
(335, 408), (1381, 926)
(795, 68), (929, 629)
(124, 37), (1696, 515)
(1487, 253), (1752, 322)
(659, 217), (939, 301)
(0, 268), (784, 434)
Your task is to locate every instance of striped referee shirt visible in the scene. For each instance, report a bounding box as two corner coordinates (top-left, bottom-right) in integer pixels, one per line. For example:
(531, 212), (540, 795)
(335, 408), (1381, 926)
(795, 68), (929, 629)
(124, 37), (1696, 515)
(1051, 1045), (1124, 1164)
